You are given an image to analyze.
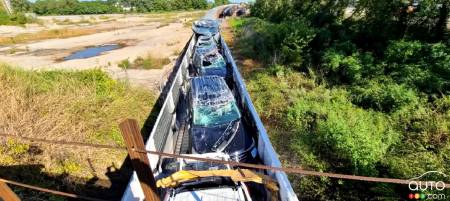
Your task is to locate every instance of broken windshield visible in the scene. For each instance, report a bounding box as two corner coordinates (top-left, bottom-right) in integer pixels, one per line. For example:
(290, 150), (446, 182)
(190, 76), (240, 127)
(192, 19), (219, 37)
(193, 101), (241, 127)
(201, 53), (226, 69)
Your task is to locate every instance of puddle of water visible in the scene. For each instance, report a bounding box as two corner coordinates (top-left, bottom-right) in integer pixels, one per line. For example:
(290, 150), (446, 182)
(63, 44), (121, 61)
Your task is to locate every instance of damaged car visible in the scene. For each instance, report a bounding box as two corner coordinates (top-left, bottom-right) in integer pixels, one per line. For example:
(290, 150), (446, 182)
(192, 19), (220, 42)
(189, 76), (256, 162)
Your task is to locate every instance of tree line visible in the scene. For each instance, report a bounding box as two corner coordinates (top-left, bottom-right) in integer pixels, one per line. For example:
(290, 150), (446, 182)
(10, 0), (230, 15)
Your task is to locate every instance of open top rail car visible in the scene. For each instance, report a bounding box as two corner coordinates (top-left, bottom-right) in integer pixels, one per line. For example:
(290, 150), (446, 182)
(121, 7), (298, 201)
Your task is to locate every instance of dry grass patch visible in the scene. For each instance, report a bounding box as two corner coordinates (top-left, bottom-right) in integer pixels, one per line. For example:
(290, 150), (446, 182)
(0, 64), (155, 199)
(119, 53), (171, 70)
(145, 10), (207, 26)
(0, 28), (110, 45)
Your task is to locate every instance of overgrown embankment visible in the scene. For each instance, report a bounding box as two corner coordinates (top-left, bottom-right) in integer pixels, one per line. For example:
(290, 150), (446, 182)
(227, 0), (450, 199)
(0, 64), (155, 200)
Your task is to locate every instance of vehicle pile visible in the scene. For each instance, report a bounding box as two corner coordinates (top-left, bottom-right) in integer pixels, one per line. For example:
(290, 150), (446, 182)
(154, 19), (279, 201)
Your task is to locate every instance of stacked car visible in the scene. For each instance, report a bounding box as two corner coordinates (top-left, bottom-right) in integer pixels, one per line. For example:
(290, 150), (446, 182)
(191, 20), (229, 78)
(189, 76), (256, 162)
(155, 18), (273, 201)
(189, 19), (256, 162)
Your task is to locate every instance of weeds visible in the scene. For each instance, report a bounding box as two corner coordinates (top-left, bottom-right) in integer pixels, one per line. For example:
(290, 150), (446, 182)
(134, 54), (170, 69)
(118, 59), (131, 69)
(0, 12), (33, 26)
(99, 15), (110, 20)
(173, 49), (181, 56)
(118, 54), (170, 70)
(53, 18), (73, 25)
(0, 64), (154, 181)
(166, 41), (179, 46)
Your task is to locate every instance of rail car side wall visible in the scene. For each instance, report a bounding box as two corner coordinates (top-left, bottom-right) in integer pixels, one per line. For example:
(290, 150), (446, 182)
(120, 36), (196, 201)
(221, 39), (298, 201)
(121, 35), (298, 201)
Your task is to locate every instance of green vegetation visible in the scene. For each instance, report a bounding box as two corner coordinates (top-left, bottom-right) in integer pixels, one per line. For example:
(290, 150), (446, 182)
(0, 12), (35, 25)
(0, 64), (155, 200)
(213, 0), (230, 6)
(119, 54), (171, 70)
(10, 0), (210, 15)
(118, 59), (132, 69)
(231, 0), (449, 200)
(124, 0), (209, 12)
(32, 0), (119, 15)
(0, 64), (154, 146)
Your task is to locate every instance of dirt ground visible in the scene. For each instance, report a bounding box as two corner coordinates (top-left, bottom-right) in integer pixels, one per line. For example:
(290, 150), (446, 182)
(0, 11), (205, 91)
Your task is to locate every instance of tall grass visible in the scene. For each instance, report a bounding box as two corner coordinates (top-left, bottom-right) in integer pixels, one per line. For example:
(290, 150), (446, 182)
(0, 12), (34, 26)
(119, 54), (171, 70)
(0, 64), (155, 199)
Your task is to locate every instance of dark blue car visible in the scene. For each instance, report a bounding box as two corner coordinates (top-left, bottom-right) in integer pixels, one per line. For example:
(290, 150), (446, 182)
(189, 76), (256, 162)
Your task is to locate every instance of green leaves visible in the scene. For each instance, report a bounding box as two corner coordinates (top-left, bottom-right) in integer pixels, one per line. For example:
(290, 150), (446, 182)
(322, 49), (363, 83)
(30, 0), (208, 15)
(351, 80), (420, 113)
(287, 88), (399, 175)
(385, 40), (450, 94)
(32, 0), (119, 15)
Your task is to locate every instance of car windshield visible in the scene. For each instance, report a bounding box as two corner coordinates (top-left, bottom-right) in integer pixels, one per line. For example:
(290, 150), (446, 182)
(192, 20), (219, 36)
(193, 101), (241, 127)
(202, 54), (226, 69)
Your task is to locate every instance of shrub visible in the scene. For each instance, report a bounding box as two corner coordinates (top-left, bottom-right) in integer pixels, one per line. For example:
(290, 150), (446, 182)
(384, 40), (450, 94)
(321, 49), (362, 83)
(287, 88), (399, 175)
(0, 12), (31, 25)
(118, 59), (131, 69)
(231, 18), (315, 67)
(2, 138), (29, 156)
(383, 100), (450, 184)
(351, 80), (420, 112)
(246, 66), (316, 123)
(133, 54), (171, 69)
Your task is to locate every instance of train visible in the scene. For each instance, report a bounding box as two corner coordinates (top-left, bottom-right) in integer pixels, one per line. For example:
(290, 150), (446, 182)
(121, 9), (298, 201)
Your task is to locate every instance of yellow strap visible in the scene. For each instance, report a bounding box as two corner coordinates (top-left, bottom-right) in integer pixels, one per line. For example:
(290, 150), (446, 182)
(156, 169), (279, 192)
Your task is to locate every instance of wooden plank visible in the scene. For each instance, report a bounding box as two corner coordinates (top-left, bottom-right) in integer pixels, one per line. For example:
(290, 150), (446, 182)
(119, 119), (160, 201)
(0, 181), (20, 201)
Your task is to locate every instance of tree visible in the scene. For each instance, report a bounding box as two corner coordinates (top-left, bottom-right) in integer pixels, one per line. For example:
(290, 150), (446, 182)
(11, 0), (32, 12)
(214, 0), (229, 6)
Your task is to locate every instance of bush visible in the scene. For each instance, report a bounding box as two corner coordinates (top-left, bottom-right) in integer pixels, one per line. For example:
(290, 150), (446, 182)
(287, 88), (399, 175)
(321, 49), (362, 83)
(0, 12), (31, 25)
(351, 80), (420, 112)
(133, 54), (170, 69)
(383, 99), (450, 187)
(246, 66), (316, 123)
(118, 59), (131, 69)
(231, 18), (315, 67)
(383, 40), (450, 94)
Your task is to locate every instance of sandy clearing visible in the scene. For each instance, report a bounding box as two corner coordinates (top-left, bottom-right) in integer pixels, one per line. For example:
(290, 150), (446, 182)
(0, 13), (201, 91)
